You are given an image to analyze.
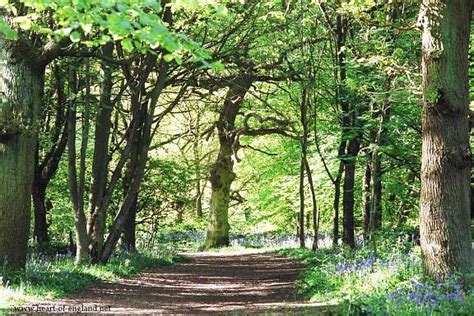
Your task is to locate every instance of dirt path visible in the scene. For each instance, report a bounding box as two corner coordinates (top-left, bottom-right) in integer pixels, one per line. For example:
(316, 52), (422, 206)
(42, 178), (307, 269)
(29, 251), (337, 315)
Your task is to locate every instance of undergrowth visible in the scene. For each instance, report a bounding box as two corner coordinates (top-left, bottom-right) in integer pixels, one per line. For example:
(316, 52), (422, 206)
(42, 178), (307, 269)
(279, 236), (474, 315)
(0, 247), (184, 310)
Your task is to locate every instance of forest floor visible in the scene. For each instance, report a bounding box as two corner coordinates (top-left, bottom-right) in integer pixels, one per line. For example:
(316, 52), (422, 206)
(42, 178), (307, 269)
(15, 249), (339, 315)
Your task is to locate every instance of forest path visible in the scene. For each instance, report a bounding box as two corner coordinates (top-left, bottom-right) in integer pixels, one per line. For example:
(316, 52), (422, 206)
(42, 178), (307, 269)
(34, 250), (337, 314)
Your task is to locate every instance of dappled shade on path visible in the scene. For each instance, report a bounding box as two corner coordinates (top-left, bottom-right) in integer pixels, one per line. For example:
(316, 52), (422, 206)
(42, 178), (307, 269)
(31, 251), (337, 314)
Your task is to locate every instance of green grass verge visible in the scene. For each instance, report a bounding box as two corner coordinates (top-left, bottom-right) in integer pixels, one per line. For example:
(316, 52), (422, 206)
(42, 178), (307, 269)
(279, 241), (474, 315)
(0, 250), (186, 310)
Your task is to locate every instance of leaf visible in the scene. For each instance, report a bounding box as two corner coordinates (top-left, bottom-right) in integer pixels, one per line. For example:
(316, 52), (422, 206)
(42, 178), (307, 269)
(70, 31), (81, 43)
(163, 54), (174, 62)
(80, 23), (93, 35)
(12, 16), (33, 30)
(210, 61), (225, 72)
(121, 38), (134, 52)
(0, 21), (17, 40)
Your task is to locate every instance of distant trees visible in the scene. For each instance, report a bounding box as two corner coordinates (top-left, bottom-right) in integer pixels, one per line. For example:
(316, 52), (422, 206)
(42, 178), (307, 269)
(418, 0), (473, 275)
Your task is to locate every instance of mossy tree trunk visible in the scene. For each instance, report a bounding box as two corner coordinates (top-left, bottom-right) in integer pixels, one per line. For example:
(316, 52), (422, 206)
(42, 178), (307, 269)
(0, 36), (43, 271)
(419, 0), (473, 276)
(203, 77), (252, 249)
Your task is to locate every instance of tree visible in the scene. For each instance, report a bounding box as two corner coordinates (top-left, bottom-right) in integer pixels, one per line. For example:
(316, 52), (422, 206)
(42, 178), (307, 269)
(0, 29), (43, 271)
(418, 0), (473, 276)
(203, 76), (253, 249)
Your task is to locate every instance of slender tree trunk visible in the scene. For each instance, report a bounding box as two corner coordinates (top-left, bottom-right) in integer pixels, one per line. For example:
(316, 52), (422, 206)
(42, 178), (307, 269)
(0, 35), (43, 271)
(335, 12), (360, 249)
(330, 13), (348, 246)
(67, 65), (90, 265)
(304, 158), (319, 250)
(342, 138), (360, 248)
(32, 180), (49, 244)
(335, 14), (348, 242)
(419, 0), (473, 276)
(87, 43), (114, 257)
(194, 111), (203, 219)
(361, 162), (371, 239)
(32, 67), (67, 247)
(203, 77), (252, 249)
(332, 159), (344, 246)
(120, 130), (140, 252)
(369, 148), (382, 233)
(298, 157), (306, 248)
(120, 195), (137, 251)
(196, 180), (203, 219)
(98, 57), (170, 263)
(313, 127), (343, 247)
(397, 171), (416, 225)
(367, 2), (399, 238)
(35, 64), (68, 247)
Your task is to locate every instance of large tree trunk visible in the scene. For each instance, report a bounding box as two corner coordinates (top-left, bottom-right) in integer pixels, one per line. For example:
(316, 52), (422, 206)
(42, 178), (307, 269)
(203, 78), (252, 249)
(419, 0), (473, 276)
(0, 36), (43, 271)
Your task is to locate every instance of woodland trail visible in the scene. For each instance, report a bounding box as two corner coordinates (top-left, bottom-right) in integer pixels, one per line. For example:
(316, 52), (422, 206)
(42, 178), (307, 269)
(29, 250), (338, 315)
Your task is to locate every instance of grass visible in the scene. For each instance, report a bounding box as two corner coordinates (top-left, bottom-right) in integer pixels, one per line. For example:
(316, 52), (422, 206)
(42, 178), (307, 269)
(0, 247), (185, 310)
(279, 238), (474, 315)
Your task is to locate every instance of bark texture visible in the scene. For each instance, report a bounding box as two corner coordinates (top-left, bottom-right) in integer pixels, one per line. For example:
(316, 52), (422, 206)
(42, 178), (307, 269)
(419, 0), (473, 276)
(0, 37), (42, 271)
